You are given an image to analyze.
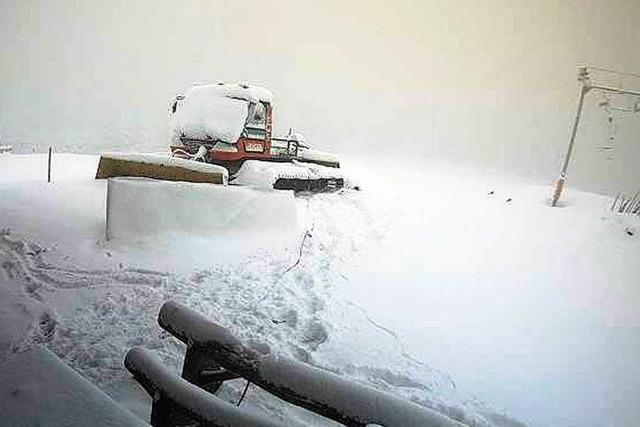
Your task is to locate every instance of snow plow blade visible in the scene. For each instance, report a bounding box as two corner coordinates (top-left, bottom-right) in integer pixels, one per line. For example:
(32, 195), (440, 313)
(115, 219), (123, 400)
(273, 177), (344, 192)
(95, 153), (227, 185)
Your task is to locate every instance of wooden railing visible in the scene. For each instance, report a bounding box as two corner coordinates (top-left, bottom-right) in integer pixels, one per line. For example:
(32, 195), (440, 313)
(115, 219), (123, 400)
(125, 301), (466, 427)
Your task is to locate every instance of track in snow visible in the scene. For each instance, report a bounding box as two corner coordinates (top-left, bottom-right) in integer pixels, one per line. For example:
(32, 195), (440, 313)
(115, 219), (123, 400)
(0, 192), (515, 426)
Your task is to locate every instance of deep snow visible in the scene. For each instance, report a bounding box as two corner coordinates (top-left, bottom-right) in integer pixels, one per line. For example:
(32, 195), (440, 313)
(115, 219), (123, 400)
(0, 153), (638, 426)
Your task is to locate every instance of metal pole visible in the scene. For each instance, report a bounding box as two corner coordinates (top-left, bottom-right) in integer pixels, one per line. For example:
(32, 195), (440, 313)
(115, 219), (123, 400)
(47, 147), (52, 183)
(589, 84), (640, 98)
(552, 83), (589, 206)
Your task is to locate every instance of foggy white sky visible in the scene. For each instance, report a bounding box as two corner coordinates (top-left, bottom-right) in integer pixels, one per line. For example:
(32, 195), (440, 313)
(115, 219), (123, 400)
(1, 0), (640, 191)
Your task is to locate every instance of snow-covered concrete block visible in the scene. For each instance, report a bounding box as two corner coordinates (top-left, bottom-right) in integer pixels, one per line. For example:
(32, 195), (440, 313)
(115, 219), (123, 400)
(106, 177), (298, 241)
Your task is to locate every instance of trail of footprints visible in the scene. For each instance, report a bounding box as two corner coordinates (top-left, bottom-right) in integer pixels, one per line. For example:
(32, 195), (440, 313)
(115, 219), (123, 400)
(0, 233), (167, 357)
(0, 192), (487, 425)
(0, 234), (167, 292)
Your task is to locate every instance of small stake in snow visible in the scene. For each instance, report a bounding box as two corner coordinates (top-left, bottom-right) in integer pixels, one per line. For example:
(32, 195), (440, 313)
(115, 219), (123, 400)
(47, 147), (52, 183)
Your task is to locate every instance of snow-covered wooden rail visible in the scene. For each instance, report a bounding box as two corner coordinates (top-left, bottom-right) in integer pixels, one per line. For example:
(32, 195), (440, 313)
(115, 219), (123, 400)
(124, 347), (284, 426)
(125, 301), (466, 427)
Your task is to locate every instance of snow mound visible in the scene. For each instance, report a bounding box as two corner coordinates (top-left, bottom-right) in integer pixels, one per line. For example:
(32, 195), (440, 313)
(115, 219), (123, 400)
(233, 160), (344, 189)
(106, 177), (298, 241)
(100, 152), (229, 179)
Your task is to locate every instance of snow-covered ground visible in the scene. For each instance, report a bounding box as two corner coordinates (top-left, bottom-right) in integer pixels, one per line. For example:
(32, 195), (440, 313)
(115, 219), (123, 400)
(0, 153), (638, 426)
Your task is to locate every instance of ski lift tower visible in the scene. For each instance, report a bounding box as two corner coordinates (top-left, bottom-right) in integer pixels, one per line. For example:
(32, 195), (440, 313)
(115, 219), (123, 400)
(551, 66), (640, 206)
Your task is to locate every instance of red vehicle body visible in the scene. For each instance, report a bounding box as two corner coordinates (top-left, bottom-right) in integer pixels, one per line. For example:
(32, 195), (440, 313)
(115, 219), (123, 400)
(170, 82), (342, 190)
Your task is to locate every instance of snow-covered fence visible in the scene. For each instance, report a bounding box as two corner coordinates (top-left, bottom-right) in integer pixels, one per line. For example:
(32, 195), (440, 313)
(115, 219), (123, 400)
(124, 347), (283, 427)
(125, 301), (466, 427)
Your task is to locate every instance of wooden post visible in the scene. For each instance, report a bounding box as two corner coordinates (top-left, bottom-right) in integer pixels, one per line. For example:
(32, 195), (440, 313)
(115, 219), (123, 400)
(47, 147), (52, 183)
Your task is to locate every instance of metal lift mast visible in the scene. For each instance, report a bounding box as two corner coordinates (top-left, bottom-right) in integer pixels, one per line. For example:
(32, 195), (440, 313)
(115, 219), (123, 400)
(552, 66), (640, 207)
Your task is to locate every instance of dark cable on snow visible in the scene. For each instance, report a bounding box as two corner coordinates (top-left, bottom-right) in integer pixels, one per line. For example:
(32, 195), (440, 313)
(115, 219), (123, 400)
(281, 229), (312, 275)
(236, 380), (250, 406)
(258, 200), (316, 304)
(281, 197), (315, 277)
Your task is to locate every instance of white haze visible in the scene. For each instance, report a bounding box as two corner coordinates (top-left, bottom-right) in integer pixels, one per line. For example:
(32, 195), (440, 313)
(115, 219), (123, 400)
(1, 0), (640, 193)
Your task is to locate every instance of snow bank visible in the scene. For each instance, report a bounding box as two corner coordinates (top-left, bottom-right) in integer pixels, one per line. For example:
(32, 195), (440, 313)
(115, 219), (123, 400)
(106, 177), (298, 241)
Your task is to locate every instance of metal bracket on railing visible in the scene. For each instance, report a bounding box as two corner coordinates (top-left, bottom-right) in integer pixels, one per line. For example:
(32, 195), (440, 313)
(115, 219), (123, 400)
(181, 345), (241, 394)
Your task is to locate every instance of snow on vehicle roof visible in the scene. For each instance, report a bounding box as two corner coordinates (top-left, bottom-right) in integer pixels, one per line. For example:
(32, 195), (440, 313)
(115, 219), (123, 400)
(186, 82), (274, 104)
(173, 83), (273, 143)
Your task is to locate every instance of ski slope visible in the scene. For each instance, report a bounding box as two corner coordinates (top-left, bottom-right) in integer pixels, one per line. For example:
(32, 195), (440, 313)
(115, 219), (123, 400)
(0, 153), (638, 426)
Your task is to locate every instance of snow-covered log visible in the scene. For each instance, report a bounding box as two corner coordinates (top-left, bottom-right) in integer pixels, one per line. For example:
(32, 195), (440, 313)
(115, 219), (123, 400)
(158, 301), (467, 427)
(124, 346), (286, 427)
